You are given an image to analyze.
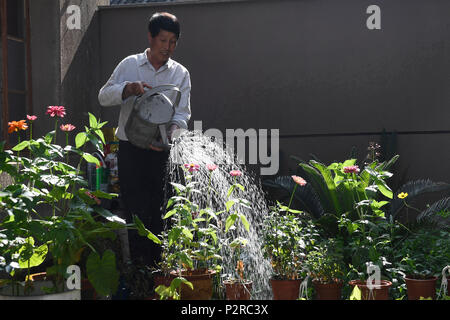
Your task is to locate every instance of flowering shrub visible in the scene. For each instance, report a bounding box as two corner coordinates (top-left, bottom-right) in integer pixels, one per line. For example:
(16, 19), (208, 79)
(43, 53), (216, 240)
(0, 110), (135, 297)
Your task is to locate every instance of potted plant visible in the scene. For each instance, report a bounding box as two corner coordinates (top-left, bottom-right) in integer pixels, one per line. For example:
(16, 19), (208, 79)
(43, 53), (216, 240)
(219, 169), (253, 300)
(395, 228), (450, 300)
(0, 110), (149, 299)
(158, 163), (223, 300)
(222, 237), (252, 300)
(304, 239), (346, 300)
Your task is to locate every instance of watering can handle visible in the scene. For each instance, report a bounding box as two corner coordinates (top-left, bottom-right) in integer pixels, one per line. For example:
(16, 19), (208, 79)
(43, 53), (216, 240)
(142, 84), (182, 108)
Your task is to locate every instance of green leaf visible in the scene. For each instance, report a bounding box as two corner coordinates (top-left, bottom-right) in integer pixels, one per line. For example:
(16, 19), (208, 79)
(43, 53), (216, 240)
(86, 250), (119, 297)
(376, 180), (393, 199)
(12, 141), (30, 152)
(133, 215), (161, 245)
(82, 153), (100, 166)
(239, 214), (250, 232)
(18, 240), (48, 269)
(225, 200), (236, 212)
(88, 113), (98, 128)
(95, 129), (106, 145)
(349, 285), (362, 300)
(75, 132), (88, 149)
(225, 214), (238, 232)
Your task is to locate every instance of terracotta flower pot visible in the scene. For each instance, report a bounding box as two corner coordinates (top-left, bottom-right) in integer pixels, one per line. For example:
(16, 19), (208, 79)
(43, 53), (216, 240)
(270, 278), (302, 300)
(404, 275), (438, 300)
(170, 269), (216, 300)
(313, 279), (343, 300)
(348, 280), (392, 300)
(81, 278), (97, 300)
(223, 280), (252, 300)
(152, 272), (176, 300)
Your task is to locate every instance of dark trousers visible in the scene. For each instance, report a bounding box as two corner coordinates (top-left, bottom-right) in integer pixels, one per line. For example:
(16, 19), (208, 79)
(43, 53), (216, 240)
(118, 140), (169, 268)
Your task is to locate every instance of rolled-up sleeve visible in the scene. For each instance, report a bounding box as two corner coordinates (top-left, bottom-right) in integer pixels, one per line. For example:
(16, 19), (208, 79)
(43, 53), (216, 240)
(171, 70), (192, 130)
(98, 59), (132, 107)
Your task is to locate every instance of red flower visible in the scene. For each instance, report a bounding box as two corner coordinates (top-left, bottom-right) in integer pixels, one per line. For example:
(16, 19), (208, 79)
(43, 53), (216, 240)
(292, 175), (307, 186)
(46, 106), (66, 118)
(230, 170), (242, 177)
(343, 165), (360, 174)
(60, 124), (76, 132)
(207, 164), (218, 172)
(184, 163), (200, 173)
(27, 115), (37, 121)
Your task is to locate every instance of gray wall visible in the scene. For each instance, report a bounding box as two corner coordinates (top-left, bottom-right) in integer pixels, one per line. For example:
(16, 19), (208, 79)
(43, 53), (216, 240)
(95, 0), (450, 183)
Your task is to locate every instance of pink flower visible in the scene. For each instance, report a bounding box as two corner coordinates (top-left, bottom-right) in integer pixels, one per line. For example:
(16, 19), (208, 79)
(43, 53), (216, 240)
(184, 163), (200, 173)
(207, 164), (218, 172)
(60, 124), (76, 132)
(230, 170), (242, 177)
(343, 165), (360, 174)
(292, 175), (307, 186)
(27, 115), (37, 121)
(46, 106), (66, 118)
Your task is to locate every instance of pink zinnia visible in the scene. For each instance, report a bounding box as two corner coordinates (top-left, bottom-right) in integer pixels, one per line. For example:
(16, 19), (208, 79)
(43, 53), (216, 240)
(343, 165), (360, 174)
(292, 175), (307, 186)
(46, 106), (66, 118)
(184, 163), (200, 173)
(60, 124), (76, 132)
(27, 115), (37, 121)
(207, 164), (218, 172)
(230, 170), (242, 177)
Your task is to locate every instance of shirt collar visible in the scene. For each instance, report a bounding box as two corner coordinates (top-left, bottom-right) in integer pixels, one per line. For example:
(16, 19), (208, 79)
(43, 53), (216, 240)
(139, 49), (174, 70)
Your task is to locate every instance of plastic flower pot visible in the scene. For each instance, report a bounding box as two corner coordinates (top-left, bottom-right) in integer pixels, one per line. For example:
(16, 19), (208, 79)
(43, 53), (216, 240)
(312, 279), (343, 300)
(404, 275), (438, 300)
(270, 278), (302, 300)
(170, 269), (216, 300)
(223, 279), (252, 300)
(348, 280), (392, 300)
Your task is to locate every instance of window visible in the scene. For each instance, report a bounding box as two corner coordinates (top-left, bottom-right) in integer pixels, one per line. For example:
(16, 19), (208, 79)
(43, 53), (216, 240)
(0, 0), (32, 146)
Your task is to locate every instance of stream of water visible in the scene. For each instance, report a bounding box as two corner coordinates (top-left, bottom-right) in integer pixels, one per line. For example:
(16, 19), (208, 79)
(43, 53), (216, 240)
(167, 130), (273, 299)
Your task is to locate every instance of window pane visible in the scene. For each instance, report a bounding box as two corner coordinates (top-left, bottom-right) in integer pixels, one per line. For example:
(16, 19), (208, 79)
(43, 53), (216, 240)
(7, 0), (24, 38)
(7, 39), (25, 91)
(7, 92), (26, 144)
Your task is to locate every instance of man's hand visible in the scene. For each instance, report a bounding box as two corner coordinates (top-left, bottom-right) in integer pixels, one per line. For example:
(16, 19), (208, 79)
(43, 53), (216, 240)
(168, 124), (180, 142)
(122, 81), (152, 100)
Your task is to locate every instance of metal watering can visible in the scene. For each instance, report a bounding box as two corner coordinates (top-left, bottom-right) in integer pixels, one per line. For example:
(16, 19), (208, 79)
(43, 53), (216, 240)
(125, 84), (181, 151)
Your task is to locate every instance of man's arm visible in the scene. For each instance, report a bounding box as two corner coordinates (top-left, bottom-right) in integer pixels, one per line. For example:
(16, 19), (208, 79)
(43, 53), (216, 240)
(98, 58), (152, 106)
(170, 70), (192, 130)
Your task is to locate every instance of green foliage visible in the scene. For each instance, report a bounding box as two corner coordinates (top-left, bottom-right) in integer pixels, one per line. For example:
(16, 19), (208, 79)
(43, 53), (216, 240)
(86, 250), (119, 297)
(393, 229), (450, 278)
(262, 202), (320, 280)
(0, 113), (130, 297)
(305, 239), (346, 284)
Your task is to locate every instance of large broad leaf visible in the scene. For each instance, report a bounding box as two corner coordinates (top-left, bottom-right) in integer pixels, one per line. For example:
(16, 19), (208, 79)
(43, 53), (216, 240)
(17, 238), (48, 269)
(298, 163), (336, 215)
(86, 250), (119, 297)
(389, 179), (450, 218)
(310, 161), (342, 215)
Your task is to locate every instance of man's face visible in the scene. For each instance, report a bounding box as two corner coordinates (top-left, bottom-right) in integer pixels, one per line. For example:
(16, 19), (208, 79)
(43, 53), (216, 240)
(148, 30), (178, 65)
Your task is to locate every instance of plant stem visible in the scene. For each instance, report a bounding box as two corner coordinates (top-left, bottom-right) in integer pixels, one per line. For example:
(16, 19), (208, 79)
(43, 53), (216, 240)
(287, 184), (298, 211)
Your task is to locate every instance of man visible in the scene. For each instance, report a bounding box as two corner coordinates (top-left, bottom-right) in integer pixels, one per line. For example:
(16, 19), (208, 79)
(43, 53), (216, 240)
(98, 12), (191, 268)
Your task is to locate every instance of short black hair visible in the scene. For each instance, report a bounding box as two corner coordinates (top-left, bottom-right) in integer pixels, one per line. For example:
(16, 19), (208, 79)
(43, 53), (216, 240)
(148, 12), (181, 39)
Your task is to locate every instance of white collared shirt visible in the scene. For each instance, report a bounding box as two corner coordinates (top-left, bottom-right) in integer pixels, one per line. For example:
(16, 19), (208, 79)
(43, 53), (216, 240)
(98, 49), (192, 141)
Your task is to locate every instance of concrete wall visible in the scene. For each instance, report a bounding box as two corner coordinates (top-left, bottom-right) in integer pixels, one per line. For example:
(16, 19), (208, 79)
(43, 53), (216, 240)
(93, 0), (450, 184)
